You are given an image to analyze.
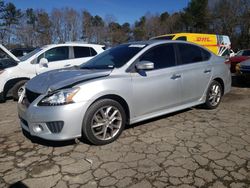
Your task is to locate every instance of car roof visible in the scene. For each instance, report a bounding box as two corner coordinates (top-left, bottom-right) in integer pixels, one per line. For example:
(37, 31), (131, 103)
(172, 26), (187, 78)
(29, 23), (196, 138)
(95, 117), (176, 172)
(125, 40), (209, 48)
(42, 43), (104, 49)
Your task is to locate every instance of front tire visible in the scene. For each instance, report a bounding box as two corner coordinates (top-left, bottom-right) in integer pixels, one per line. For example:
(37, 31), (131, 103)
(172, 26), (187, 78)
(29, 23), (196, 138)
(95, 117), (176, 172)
(204, 80), (222, 109)
(82, 99), (126, 145)
(12, 80), (27, 101)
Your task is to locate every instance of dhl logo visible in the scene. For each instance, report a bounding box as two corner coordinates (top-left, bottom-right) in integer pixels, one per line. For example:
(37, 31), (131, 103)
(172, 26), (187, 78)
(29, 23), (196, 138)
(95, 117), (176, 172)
(195, 37), (212, 42)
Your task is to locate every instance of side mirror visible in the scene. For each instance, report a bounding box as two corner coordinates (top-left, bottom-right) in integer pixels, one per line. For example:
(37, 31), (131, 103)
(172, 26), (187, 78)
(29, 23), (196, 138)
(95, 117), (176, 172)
(136, 61), (154, 71)
(39, 58), (48, 68)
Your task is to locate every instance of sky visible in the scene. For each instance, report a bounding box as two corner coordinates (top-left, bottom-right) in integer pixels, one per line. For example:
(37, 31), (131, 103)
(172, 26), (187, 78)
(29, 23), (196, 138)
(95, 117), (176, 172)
(5, 0), (190, 24)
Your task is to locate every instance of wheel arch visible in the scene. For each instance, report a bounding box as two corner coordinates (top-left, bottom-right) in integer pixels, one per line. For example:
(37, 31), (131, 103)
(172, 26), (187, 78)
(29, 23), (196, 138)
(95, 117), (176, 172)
(3, 77), (30, 97)
(213, 77), (224, 95)
(90, 94), (130, 124)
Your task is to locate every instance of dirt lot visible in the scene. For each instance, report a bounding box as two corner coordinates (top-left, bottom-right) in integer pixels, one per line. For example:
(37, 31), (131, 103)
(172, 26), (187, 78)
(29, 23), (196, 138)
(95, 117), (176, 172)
(0, 82), (250, 188)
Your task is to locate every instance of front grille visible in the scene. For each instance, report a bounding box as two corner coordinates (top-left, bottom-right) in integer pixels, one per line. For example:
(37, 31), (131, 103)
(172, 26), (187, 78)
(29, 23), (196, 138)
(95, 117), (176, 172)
(20, 117), (28, 128)
(26, 89), (40, 103)
(46, 121), (64, 133)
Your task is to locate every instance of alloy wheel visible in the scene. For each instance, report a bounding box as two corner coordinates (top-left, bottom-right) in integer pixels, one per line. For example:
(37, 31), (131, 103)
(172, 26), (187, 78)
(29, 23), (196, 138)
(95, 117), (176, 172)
(17, 86), (25, 98)
(91, 105), (122, 141)
(208, 84), (221, 107)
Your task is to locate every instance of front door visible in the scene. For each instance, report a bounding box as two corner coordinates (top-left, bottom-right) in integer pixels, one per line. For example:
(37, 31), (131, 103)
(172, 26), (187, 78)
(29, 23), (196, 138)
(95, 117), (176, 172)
(131, 44), (182, 118)
(35, 46), (71, 75)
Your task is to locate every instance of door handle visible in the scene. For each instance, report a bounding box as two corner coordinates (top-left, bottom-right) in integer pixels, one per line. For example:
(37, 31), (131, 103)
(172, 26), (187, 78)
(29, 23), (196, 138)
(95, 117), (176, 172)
(171, 74), (181, 80)
(64, 64), (71, 67)
(204, 69), (211, 73)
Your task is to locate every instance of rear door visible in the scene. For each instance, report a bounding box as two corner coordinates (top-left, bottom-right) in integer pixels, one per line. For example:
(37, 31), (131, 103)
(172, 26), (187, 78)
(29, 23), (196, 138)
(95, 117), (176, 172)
(131, 43), (182, 118)
(35, 46), (71, 74)
(176, 43), (212, 104)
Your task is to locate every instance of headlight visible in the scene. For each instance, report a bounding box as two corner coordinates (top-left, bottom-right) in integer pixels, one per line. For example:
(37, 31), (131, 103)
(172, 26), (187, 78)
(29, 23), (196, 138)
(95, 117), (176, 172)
(38, 87), (80, 106)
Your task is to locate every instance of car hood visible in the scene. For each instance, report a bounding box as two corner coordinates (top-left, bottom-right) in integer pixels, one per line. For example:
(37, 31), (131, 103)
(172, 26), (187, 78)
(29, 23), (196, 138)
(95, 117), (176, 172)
(26, 67), (112, 94)
(0, 44), (20, 70)
(0, 44), (20, 62)
(0, 58), (18, 70)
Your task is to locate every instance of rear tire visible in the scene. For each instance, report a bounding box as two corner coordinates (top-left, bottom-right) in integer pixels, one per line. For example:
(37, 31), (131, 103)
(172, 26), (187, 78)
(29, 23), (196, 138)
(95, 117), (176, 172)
(204, 80), (222, 109)
(82, 99), (126, 145)
(12, 80), (27, 101)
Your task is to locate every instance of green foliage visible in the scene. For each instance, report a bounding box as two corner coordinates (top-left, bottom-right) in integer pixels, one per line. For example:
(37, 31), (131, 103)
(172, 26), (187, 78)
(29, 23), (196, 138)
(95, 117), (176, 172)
(26, 8), (36, 26)
(181, 0), (209, 32)
(160, 12), (169, 23)
(1, 2), (22, 26)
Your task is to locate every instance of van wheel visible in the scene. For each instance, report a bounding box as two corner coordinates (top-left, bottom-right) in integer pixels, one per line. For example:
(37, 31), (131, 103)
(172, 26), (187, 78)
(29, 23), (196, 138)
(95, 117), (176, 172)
(12, 80), (27, 101)
(204, 80), (222, 109)
(82, 99), (126, 145)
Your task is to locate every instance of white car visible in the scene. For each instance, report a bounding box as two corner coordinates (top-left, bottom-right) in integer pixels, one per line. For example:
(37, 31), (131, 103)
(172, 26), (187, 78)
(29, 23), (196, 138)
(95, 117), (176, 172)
(0, 43), (104, 102)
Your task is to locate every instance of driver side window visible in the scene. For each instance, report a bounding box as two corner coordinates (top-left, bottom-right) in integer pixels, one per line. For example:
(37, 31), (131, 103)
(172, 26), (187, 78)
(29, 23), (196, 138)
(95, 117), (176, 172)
(37, 47), (69, 63)
(139, 44), (176, 70)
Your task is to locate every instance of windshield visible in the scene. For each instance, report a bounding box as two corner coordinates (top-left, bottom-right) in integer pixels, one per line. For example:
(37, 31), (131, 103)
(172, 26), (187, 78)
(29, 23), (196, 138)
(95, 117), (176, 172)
(80, 44), (147, 69)
(19, 48), (43, 61)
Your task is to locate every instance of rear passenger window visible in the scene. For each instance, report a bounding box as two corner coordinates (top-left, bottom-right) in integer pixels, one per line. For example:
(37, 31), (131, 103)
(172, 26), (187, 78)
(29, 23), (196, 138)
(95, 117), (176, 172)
(177, 43), (204, 64)
(74, 47), (91, 58)
(139, 44), (176, 70)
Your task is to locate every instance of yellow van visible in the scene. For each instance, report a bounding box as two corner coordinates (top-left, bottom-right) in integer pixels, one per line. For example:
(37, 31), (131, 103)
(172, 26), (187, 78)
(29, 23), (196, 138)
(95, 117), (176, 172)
(151, 33), (231, 56)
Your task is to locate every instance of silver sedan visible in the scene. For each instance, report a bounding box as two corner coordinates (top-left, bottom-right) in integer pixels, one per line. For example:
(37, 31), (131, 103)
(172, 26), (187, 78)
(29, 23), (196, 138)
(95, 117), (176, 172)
(18, 40), (231, 145)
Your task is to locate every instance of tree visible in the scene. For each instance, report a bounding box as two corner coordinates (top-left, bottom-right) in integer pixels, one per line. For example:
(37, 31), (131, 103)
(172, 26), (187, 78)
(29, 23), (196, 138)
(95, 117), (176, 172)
(35, 10), (52, 45)
(63, 8), (79, 42)
(133, 16), (146, 40)
(0, 2), (22, 44)
(15, 8), (37, 46)
(0, 0), (6, 43)
(82, 10), (93, 42)
(91, 15), (105, 43)
(0, 0), (4, 12)
(107, 21), (131, 44)
(237, 0), (250, 48)
(50, 8), (64, 43)
(181, 0), (210, 32)
(210, 0), (250, 49)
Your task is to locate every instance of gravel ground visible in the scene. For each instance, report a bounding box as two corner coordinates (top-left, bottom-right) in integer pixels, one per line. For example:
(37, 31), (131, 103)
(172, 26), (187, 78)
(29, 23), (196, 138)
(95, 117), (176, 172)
(0, 84), (250, 188)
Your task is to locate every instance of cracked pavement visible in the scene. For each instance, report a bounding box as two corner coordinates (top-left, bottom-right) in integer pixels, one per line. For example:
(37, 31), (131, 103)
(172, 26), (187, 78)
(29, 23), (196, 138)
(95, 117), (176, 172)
(0, 86), (250, 188)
